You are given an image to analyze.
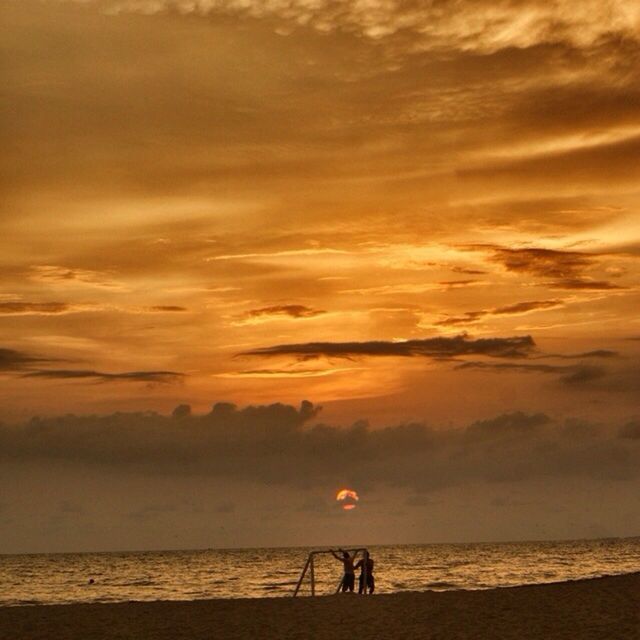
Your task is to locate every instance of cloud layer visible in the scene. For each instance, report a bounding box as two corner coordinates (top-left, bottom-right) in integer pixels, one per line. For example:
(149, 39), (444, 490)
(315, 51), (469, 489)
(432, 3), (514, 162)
(2, 401), (639, 493)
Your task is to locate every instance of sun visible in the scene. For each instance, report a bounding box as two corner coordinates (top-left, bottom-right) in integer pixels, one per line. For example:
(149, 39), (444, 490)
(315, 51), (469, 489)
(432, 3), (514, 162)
(336, 488), (359, 510)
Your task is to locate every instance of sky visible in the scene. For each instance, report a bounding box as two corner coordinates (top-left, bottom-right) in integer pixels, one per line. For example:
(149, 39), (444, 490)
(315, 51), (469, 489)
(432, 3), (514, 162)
(0, 0), (639, 553)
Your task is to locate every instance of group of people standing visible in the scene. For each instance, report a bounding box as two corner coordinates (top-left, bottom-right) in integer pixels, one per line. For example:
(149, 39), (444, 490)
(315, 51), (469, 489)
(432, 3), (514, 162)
(330, 549), (375, 594)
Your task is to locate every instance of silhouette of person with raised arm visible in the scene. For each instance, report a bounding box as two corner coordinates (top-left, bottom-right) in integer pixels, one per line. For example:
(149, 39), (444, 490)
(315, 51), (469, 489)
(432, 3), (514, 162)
(331, 548), (355, 592)
(355, 551), (375, 594)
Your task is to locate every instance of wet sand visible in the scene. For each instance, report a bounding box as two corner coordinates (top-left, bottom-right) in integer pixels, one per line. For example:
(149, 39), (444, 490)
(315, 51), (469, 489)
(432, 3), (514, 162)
(1, 572), (638, 639)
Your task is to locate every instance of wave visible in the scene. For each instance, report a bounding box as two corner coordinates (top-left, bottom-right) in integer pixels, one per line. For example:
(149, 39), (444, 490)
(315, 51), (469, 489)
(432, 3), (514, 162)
(424, 581), (460, 589)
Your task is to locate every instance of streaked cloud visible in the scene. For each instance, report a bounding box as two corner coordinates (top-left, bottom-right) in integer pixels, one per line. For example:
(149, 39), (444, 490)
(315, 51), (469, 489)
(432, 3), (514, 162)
(21, 369), (184, 384)
(237, 304), (327, 324)
(216, 367), (358, 379)
(147, 305), (189, 312)
(241, 334), (535, 359)
(208, 248), (350, 261)
(455, 361), (606, 385)
(0, 302), (77, 315)
(435, 299), (563, 327)
(29, 265), (125, 290)
(341, 280), (484, 296)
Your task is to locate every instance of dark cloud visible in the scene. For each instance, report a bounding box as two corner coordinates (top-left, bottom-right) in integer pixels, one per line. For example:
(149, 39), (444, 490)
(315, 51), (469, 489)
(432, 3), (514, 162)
(148, 305), (188, 312)
(456, 361), (567, 375)
(540, 350), (619, 360)
(1, 402), (638, 493)
(0, 348), (51, 372)
(482, 247), (595, 279)
(435, 312), (485, 327)
(576, 350), (619, 358)
(466, 412), (551, 439)
(493, 300), (563, 315)
(0, 345), (184, 384)
(0, 302), (72, 315)
(549, 278), (625, 290)
(450, 266), (487, 275)
(464, 245), (624, 290)
(242, 304), (326, 320)
(561, 365), (607, 385)
(456, 360), (606, 386)
(21, 369), (184, 384)
(435, 300), (562, 326)
(240, 335), (535, 359)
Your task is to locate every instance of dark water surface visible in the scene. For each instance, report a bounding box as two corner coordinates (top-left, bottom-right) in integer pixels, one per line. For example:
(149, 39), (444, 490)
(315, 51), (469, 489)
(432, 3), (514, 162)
(1, 537), (639, 606)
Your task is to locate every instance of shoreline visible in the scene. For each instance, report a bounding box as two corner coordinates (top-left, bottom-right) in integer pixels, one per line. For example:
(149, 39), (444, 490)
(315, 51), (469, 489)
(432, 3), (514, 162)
(2, 569), (640, 609)
(1, 572), (639, 639)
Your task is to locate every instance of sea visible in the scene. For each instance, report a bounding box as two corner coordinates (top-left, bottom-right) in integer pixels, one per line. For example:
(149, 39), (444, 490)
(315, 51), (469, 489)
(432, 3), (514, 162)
(1, 537), (639, 606)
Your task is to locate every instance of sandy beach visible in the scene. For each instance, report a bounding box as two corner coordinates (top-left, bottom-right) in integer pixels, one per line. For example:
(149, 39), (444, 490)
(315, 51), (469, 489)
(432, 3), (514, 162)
(1, 572), (638, 640)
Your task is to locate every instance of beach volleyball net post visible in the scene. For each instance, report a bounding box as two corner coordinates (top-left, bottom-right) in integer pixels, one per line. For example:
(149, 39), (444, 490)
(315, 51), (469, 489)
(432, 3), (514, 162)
(292, 548), (370, 597)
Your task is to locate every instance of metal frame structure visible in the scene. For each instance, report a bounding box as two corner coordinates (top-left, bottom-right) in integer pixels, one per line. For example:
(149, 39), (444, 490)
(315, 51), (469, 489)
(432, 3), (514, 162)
(292, 548), (370, 597)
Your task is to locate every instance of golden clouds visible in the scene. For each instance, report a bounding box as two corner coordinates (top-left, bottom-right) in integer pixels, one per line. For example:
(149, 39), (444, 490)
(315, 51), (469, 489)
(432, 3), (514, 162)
(0, 0), (638, 422)
(99, 0), (640, 53)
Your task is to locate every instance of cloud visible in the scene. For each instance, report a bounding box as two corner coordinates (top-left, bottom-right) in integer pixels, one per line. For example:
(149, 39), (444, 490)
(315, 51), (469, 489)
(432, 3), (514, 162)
(29, 265), (124, 290)
(0, 348), (50, 372)
(465, 245), (626, 291)
(0, 302), (74, 315)
(217, 367), (358, 378)
(540, 349), (619, 360)
(493, 300), (564, 315)
(0, 345), (183, 384)
(0, 302), (191, 317)
(239, 304), (327, 323)
(97, 0), (640, 55)
(462, 133), (640, 188)
(21, 369), (184, 384)
(549, 278), (625, 290)
(455, 360), (607, 386)
(342, 280), (484, 295)
(435, 299), (563, 326)
(147, 305), (189, 312)
(240, 335), (536, 360)
(2, 402), (639, 492)
(480, 246), (596, 279)
(208, 248), (350, 261)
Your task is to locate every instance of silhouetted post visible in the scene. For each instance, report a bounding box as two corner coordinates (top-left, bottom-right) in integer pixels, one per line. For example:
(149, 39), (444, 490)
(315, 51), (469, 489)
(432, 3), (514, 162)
(310, 554), (316, 596)
(363, 552), (368, 596)
(293, 555), (311, 597)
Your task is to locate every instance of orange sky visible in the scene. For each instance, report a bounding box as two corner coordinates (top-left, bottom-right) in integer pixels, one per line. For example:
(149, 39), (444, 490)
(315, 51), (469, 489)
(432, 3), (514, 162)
(2, 0), (639, 426)
(0, 0), (639, 552)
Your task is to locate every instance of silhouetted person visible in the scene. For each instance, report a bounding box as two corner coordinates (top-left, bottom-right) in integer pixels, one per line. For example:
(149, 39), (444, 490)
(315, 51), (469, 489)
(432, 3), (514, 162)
(331, 549), (355, 592)
(355, 552), (375, 594)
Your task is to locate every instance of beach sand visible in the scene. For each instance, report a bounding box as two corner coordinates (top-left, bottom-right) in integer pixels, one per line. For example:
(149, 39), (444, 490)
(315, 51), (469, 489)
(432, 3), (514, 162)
(1, 572), (638, 639)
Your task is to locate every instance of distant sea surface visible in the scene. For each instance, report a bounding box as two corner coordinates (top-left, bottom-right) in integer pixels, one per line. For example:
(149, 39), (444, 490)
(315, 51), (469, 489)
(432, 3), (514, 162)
(1, 538), (639, 606)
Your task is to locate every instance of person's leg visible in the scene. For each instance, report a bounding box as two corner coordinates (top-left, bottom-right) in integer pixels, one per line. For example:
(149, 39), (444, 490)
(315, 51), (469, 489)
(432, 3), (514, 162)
(368, 575), (375, 594)
(358, 576), (364, 594)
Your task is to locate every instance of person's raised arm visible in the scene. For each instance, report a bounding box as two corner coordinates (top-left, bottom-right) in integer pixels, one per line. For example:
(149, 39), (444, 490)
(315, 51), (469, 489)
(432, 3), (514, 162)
(330, 549), (341, 561)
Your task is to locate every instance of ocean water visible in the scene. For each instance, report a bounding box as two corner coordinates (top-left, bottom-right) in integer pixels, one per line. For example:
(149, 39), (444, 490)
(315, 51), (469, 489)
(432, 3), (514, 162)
(1, 537), (639, 606)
